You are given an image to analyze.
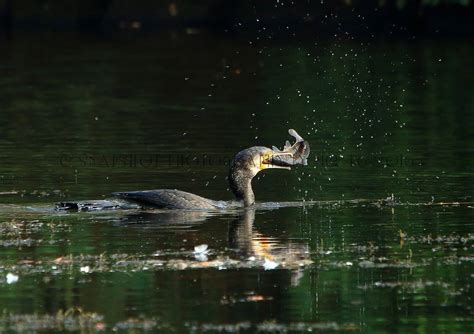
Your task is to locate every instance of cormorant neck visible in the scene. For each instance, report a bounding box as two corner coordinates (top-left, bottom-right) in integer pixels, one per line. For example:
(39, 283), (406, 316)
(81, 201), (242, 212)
(229, 166), (255, 207)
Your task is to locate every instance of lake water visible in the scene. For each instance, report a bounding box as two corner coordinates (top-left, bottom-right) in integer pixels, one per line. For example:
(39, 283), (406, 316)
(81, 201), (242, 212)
(0, 32), (473, 333)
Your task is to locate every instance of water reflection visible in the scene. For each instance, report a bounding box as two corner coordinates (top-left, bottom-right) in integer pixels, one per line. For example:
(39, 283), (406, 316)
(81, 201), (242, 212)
(110, 207), (312, 273)
(229, 208), (310, 285)
(112, 209), (215, 229)
(230, 209), (309, 260)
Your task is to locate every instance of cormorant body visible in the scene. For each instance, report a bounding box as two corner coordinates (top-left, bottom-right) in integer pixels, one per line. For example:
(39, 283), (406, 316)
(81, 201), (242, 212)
(112, 189), (225, 210)
(57, 129), (310, 211)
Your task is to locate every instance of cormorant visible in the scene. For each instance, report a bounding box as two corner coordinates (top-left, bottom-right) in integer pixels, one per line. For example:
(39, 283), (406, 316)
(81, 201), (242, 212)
(57, 129), (310, 211)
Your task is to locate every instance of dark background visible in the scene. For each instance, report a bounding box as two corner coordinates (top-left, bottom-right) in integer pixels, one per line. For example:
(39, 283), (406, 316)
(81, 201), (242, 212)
(0, 0), (473, 37)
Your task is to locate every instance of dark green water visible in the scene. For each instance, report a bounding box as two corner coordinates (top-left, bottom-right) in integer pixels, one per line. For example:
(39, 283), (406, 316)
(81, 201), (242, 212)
(0, 32), (473, 333)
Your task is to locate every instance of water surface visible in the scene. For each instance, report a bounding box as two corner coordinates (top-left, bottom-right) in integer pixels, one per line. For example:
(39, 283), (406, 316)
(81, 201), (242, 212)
(0, 32), (473, 333)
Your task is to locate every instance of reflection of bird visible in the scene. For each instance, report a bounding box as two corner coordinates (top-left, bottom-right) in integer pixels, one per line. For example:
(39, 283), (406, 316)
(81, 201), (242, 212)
(57, 129), (309, 211)
(113, 129), (310, 209)
(228, 207), (311, 284)
(110, 204), (311, 283)
(229, 209), (310, 262)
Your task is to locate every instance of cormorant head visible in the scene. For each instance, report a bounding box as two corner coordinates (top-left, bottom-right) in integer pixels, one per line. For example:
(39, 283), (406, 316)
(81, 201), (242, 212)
(230, 146), (295, 178)
(228, 129), (310, 206)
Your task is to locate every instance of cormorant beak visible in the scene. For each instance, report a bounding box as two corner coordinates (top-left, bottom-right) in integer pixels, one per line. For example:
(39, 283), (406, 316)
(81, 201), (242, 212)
(260, 152), (294, 170)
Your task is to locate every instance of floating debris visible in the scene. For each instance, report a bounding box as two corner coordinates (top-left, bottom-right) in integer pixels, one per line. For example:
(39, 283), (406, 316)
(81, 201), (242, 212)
(6, 273), (19, 284)
(0, 191), (19, 195)
(186, 320), (357, 333)
(0, 238), (36, 248)
(0, 311), (172, 333)
(193, 244), (209, 255)
(0, 311), (357, 333)
(79, 266), (90, 273)
(404, 233), (474, 245)
(193, 244), (210, 261)
(0, 308), (103, 333)
(358, 280), (454, 293)
(112, 316), (170, 332)
(263, 258), (279, 270)
(0, 252), (313, 277)
(357, 259), (419, 269)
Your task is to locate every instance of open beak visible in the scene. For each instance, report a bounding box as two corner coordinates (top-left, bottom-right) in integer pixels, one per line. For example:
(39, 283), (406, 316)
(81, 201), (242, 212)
(261, 151), (294, 170)
(261, 145), (310, 170)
